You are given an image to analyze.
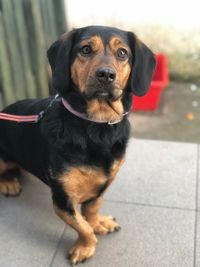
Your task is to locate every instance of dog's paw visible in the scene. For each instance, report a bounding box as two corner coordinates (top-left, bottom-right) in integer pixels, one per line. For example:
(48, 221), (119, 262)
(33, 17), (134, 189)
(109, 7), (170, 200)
(68, 237), (97, 265)
(90, 216), (121, 235)
(0, 177), (22, 197)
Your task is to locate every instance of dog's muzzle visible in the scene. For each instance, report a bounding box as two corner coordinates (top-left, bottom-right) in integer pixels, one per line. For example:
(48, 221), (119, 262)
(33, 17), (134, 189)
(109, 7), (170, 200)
(85, 67), (122, 101)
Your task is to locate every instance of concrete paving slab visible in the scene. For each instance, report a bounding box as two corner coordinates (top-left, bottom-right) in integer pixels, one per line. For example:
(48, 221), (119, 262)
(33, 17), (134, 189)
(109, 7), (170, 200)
(51, 201), (195, 267)
(0, 173), (65, 267)
(106, 139), (197, 209)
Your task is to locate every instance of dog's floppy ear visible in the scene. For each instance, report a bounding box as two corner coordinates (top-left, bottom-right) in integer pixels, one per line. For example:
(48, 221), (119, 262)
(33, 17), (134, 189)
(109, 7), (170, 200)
(47, 29), (76, 97)
(128, 32), (156, 96)
(47, 39), (63, 71)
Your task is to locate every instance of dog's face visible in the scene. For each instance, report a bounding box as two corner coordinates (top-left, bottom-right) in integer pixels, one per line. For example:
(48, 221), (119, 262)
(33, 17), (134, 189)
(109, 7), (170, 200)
(47, 26), (156, 122)
(70, 28), (131, 102)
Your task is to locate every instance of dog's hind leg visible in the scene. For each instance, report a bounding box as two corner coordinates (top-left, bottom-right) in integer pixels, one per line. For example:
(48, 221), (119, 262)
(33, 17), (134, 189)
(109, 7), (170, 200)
(0, 159), (22, 197)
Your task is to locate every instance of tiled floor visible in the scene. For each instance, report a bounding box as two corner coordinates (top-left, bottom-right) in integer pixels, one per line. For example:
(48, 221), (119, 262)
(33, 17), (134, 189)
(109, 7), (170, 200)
(0, 138), (199, 267)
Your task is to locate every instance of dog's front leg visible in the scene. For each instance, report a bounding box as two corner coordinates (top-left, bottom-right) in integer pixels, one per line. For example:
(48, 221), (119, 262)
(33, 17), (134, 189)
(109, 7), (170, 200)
(81, 158), (124, 235)
(54, 204), (97, 264)
(81, 196), (121, 235)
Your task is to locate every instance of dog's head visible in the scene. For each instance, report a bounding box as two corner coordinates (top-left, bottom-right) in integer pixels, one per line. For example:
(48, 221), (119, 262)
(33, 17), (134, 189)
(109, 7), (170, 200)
(47, 26), (156, 122)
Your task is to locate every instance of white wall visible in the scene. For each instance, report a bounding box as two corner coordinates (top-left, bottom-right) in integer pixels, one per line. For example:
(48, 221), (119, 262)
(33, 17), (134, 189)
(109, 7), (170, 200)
(65, 0), (200, 29)
(64, 0), (200, 82)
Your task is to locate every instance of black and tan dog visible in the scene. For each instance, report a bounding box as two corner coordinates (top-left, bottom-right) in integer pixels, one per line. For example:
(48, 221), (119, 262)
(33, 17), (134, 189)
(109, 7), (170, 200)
(0, 26), (155, 264)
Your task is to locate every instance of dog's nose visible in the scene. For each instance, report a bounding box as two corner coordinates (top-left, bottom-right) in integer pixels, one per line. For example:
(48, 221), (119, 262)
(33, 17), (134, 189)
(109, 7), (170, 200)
(96, 67), (116, 83)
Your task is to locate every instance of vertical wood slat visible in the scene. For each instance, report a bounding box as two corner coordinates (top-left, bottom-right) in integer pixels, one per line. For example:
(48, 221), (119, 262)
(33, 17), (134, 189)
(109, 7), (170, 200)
(39, 0), (52, 47)
(2, 0), (27, 100)
(53, 0), (67, 35)
(0, 12), (15, 105)
(45, 0), (57, 43)
(30, 0), (49, 98)
(13, 0), (37, 98)
(39, 0), (57, 48)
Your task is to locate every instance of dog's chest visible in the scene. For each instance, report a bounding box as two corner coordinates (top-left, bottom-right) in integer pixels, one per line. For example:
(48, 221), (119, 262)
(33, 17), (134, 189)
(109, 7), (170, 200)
(59, 159), (123, 203)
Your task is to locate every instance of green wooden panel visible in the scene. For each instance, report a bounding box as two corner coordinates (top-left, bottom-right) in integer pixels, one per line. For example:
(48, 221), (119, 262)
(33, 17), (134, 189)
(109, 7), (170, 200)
(53, 0), (67, 35)
(39, 0), (52, 47)
(0, 12), (15, 105)
(2, 0), (27, 100)
(44, 0), (57, 42)
(0, 0), (67, 106)
(13, 0), (37, 98)
(30, 0), (49, 98)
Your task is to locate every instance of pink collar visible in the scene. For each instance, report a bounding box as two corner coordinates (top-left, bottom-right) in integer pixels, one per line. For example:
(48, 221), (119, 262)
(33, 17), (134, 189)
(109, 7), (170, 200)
(61, 98), (129, 125)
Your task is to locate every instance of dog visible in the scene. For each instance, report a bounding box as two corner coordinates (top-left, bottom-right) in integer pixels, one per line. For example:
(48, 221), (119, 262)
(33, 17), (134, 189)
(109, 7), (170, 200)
(0, 26), (155, 264)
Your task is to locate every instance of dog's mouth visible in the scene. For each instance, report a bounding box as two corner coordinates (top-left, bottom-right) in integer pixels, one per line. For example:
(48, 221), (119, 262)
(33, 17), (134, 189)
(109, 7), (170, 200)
(81, 74), (124, 102)
(83, 84), (123, 102)
(92, 90), (110, 99)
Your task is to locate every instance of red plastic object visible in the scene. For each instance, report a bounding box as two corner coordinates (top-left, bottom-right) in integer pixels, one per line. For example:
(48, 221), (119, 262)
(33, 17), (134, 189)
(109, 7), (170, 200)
(133, 53), (169, 111)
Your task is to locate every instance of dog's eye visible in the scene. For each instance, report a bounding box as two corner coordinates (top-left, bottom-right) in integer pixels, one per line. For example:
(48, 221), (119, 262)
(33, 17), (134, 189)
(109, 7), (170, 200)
(117, 48), (128, 60)
(80, 45), (92, 56)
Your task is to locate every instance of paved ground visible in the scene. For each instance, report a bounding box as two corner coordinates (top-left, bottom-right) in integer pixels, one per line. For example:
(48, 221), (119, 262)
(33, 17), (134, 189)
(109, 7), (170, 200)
(0, 138), (199, 267)
(130, 82), (200, 143)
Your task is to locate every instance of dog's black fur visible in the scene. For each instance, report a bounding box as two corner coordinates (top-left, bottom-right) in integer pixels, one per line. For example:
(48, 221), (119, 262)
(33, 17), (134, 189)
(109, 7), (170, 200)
(0, 25), (155, 211)
(0, 26), (155, 263)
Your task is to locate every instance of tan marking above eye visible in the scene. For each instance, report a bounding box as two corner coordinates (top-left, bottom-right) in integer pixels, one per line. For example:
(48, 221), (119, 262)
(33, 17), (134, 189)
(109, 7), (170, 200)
(109, 36), (130, 55)
(79, 36), (104, 53)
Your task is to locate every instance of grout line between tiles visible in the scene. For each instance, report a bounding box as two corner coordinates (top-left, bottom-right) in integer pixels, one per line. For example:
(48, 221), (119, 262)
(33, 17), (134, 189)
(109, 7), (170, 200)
(193, 144), (199, 267)
(49, 225), (66, 267)
(105, 199), (196, 212)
